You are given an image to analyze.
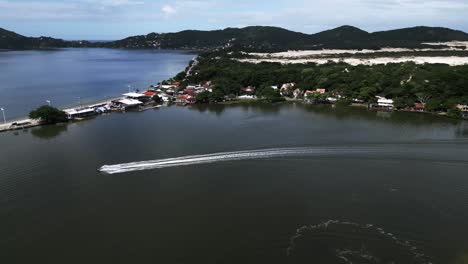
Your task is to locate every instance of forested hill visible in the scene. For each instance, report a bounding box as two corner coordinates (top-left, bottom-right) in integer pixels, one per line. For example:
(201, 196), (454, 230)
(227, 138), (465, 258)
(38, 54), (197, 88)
(2, 25), (468, 50)
(101, 25), (468, 51)
(0, 27), (91, 50)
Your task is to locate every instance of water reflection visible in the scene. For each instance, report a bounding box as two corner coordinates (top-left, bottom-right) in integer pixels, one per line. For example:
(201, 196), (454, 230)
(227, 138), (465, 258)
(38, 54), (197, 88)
(303, 104), (461, 126)
(30, 123), (68, 139)
(189, 104), (226, 115)
(190, 102), (283, 116)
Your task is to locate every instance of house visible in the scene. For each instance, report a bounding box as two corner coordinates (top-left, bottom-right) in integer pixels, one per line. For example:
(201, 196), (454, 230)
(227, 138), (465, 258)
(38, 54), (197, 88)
(293, 88), (302, 99)
(304, 90), (316, 97)
(315, 88), (326, 94)
(413, 103), (426, 111)
(376, 96), (394, 109)
(175, 95), (196, 104)
(111, 99), (143, 110)
(175, 95), (188, 104)
(183, 89), (196, 96)
(64, 107), (97, 120)
(143, 91), (156, 97)
(241, 86), (256, 95)
(158, 94), (171, 102)
(123, 92), (151, 102)
(280, 83), (295, 96)
(238, 95), (257, 100)
(457, 104), (468, 118)
(305, 89), (327, 98)
(456, 104), (468, 112)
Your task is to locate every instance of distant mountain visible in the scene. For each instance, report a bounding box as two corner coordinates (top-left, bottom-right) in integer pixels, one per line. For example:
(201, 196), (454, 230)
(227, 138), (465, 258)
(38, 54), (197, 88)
(103, 25), (468, 51)
(2, 25), (468, 51)
(0, 27), (91, 50)
(104, 26), (314, 51)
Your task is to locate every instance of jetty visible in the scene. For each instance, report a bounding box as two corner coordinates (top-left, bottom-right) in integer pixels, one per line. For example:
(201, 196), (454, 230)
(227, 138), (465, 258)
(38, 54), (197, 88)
(0, 95), (144, 133)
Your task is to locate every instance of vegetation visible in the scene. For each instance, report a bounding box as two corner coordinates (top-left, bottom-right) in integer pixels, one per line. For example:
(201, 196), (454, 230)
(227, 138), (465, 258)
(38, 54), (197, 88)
(0, 27), (91, 50)
(256, 85), (285, 103)
(182, 52), (468, 113)
(29, 105), (67, 124)
(3, 25), (468, 51)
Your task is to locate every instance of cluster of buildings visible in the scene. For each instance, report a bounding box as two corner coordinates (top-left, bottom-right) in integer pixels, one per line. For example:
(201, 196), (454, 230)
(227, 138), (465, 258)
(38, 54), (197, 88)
(158, 81), (214, 105)
(245, 82), (468, 118)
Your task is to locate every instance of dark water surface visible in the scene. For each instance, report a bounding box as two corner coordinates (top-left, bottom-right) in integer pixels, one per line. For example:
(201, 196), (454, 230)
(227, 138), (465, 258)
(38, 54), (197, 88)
(0, 48), (194, 119)
(1, 104), (468, 263)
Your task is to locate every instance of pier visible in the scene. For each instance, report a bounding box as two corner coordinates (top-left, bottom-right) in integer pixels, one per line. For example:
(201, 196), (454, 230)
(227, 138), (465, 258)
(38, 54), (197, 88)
(0, 96), (126, 133)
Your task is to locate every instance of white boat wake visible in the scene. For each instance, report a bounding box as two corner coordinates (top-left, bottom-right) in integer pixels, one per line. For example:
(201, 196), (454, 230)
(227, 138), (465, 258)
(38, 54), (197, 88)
(99, 147), (374, 174)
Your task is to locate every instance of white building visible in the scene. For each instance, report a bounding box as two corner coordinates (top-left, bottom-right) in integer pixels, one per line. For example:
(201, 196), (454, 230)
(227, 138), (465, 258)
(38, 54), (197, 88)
(64, 108), (96, 120)
(376, 96), (394, 108)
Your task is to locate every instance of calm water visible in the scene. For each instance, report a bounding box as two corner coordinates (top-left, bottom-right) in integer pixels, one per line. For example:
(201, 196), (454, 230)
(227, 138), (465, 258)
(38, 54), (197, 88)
(1, 103), (468, 264)
(0, 48), (194, 119)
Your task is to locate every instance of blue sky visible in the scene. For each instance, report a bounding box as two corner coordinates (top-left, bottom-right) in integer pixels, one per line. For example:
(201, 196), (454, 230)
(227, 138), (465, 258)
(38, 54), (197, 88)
(1, 0), (468, 40)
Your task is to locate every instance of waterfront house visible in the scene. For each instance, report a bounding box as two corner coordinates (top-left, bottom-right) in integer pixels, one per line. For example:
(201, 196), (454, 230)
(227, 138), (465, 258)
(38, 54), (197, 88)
(457, 104), (468, 111)
(238, 95), (257, 100)
(64, 107), (97, 120)
(241, 86), (256, 95)
(280, 83), (295, 96)
(315, 88), (327, 94)
(158, 94), (171, 102)
(111, 99), (143, 110)
(413, 103), (426, 112)
(175, 95), (196, 104)
(305, 89), (327, 98)
(375, 96), (394, 109)
(457, 104), (468, 118)
(144, 91), (156, 97)
(293, 88), (302, 99)
(123, 92), (151, 102)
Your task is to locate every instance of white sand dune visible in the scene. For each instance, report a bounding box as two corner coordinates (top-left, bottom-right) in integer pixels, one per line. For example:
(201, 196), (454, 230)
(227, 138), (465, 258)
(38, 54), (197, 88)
(239, 56), (468, 66)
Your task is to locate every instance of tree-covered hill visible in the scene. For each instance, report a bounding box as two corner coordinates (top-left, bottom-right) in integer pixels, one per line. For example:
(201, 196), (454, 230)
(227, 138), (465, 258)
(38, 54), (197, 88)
(2, 25), (468, 51)
(0, 27), (92, 50)
(103, 26), (314, 51)
(102, 25), (468, 51)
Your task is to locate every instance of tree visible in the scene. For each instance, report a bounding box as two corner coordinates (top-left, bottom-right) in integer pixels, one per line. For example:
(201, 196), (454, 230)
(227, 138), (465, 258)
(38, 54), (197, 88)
(196, 91), (211, 103)
(306, 92), (327, 104)
(447, 107), (462, 118)
(425, 98), (444, 112)
(29, 105), (67, 124)
(257, 86), (285, 103)
(210, 88), (225, 102)
(393, 97), (414, 109)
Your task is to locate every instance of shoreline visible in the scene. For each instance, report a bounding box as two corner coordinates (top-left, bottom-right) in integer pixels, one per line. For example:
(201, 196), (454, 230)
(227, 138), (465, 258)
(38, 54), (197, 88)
(0, 96), (124, 133)
(0, 98), (463, 134)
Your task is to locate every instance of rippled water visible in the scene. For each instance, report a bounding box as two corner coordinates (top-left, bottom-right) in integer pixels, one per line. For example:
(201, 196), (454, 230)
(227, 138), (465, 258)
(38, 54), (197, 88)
(1, 102), (468, 263)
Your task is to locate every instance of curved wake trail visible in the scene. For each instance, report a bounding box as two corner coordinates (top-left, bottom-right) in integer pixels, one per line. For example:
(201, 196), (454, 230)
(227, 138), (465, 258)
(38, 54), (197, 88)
(99, 147), (372, 174)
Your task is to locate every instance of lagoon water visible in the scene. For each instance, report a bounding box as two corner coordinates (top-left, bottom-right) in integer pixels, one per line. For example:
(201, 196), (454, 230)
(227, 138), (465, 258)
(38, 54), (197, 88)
(1, 103), (468, 264)
(0, 48), (194, 119)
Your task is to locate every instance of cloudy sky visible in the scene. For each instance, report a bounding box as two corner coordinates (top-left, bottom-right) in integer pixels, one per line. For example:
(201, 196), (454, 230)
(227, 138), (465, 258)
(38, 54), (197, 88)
(1, 0), (468, 40)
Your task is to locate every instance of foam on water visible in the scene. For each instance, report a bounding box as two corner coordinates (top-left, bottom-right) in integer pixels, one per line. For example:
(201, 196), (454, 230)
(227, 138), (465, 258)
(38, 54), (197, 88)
(287, 220), (433, 264)
(98, 147), (374, 174)
(98, 145), (468, 174)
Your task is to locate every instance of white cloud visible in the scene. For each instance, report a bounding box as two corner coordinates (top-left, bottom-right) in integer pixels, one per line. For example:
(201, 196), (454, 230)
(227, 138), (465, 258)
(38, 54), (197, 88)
(99, 0), (145, 6)
(161, 4), (177, 16)
(1, 0), (468, 39)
